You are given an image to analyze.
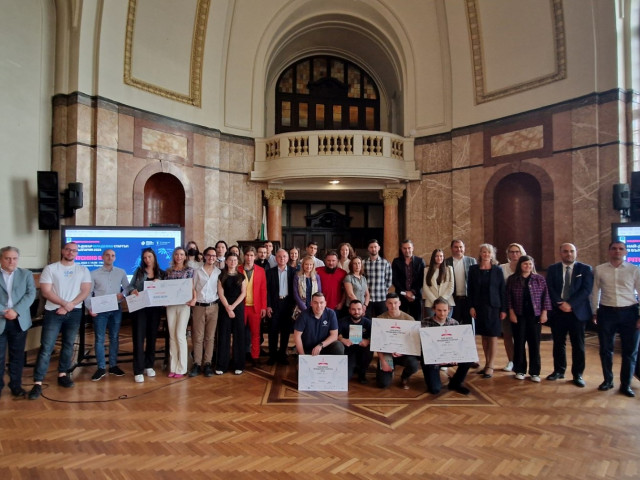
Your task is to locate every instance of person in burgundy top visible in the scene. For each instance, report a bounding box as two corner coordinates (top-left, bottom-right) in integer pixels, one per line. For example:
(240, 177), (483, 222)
(507, 255), (552, 382)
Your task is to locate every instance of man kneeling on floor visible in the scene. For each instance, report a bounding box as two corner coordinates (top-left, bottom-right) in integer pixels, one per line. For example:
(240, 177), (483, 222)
(294, 292), (344, 356)
(421, 297), (472, 395)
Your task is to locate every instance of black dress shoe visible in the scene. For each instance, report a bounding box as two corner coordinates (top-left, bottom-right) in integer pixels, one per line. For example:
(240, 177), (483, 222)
(573, 376), (586, 388)
(598, 381), (614, 391)
(546, 372), (565, 381)
(28, 384), (42, 400)
(448, 383), (470, 395)
(266, 357), (277, 366)
(620, 386), (635, 397)
(11, 387), (27, 397)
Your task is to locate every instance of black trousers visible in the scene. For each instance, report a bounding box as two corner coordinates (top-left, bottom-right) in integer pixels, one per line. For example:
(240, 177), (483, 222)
(549, 310), (586, 376)
(131, 306), (163, 375)
(268, 298), (294, 360)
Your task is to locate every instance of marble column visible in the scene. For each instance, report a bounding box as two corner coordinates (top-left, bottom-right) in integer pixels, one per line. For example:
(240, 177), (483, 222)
(264, 188), (285, 242)
(381, 188), (404, 261)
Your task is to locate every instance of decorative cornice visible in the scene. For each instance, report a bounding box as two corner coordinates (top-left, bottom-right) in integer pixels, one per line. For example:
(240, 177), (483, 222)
(465, 0), (566, 104)
(123, 0), (210, 107)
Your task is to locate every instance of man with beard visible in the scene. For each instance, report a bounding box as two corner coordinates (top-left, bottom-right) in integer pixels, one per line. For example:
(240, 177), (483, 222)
(317, 250), (346, 312)
(338, 300), (373, 384)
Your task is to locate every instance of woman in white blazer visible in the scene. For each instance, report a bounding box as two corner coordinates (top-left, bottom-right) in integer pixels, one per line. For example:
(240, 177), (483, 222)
(422, 249), (455, 318)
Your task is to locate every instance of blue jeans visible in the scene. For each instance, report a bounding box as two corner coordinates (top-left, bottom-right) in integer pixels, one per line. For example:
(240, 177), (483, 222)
(33, 309), (82, 382)
(93, 307), (122, 369)
(0, 320), (27, 391)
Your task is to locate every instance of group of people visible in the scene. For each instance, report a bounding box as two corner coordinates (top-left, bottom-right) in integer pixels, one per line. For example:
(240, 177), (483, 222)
(0, 236), (639, 400)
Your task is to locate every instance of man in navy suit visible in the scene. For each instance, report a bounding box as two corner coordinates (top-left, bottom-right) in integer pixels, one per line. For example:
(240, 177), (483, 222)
(0, 246), (36, 397)
(545, 243), (593, 387)
(392, 239), (425, 320)
(266, 248), (296, 365)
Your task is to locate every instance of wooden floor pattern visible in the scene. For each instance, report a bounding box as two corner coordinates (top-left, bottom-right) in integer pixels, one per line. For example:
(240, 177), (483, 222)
(1, 326), (639, 479)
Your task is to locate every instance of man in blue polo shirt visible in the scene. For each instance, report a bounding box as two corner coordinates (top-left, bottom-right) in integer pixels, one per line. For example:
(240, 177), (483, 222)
(294, 292), (344, 355)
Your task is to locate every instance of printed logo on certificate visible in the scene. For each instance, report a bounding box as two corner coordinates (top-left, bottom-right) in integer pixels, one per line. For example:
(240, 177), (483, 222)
(420, 324), (479, 364)
(370, 317), (421, 356)
(298, 355), (348, 391)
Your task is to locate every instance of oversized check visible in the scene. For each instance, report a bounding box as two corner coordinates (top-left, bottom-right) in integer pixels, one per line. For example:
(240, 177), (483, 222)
(370, 318), (421, 356)
(420, 324), (479, 364)
(88, 294), (119, 314)
(144, 279), (193, 306)
(298, 355), (348, 391)
(125, 291), (150, 313)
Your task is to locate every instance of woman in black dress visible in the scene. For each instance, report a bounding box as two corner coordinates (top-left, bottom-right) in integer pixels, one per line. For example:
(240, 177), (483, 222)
(215, 252), (247, 375)
(468, 243), (507, 378)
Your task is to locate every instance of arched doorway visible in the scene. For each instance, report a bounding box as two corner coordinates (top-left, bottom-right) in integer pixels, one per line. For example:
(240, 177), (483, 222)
(493, 173), (542, 265)
(144, 173), (185, 227)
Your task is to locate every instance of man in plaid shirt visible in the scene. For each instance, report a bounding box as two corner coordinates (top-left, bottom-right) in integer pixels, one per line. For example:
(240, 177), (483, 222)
(363, 239), (392, 318)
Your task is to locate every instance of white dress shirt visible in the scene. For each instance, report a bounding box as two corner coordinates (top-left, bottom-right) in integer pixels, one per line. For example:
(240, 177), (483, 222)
(592, 261), (640, 312)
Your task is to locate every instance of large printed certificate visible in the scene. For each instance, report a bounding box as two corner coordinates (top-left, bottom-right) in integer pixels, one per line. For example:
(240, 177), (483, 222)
(298, 355), (348, 391)
(370, 318), (421, 356)
(125, 292), (150, 313)
(144, 279), (193, 306)
(89, 294), (119, 314)
(420, 324), (479, 364)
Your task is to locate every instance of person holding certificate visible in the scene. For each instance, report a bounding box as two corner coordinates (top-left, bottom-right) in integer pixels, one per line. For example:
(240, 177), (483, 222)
(294, 292), (344, 355)
(216, 252), (247, 375)
(421, 297), (472, 395)
(338, 300), (373, 384)
(507, 255), (552, 382)
(165, 247), (196, 378)
(467, 244), (507, 379)
(375, 293), (420, 390)
(127, 248), (166, 383)
(87, 249), (129, 381)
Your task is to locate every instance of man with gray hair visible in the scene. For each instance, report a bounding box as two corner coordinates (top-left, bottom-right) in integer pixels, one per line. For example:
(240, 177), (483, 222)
(0, 246), (36, 397)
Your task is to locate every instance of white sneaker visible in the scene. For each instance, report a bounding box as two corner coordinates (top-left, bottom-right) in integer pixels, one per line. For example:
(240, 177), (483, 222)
(134, 374), (144, 383)
(215, 370), (223, 375)
(234, 370), (243, 375)
(531, 375), (541, 383)
(502, 361), (514, 372)
(144, 368), (156, 377)
(515, 373), (526, 380)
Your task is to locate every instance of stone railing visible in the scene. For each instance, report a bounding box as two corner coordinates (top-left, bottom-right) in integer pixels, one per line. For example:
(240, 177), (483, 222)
(252, 130), (418, 183)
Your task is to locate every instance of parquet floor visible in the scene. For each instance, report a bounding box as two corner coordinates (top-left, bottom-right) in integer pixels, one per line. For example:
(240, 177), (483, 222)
(1, 325), (639, 479)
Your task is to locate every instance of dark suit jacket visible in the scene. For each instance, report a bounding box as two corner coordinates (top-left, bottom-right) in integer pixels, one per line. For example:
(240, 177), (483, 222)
(467, 264), (506, 312)
(0, 267), (36, 334)
(266, 265), (296, 312)
(445, 255), (477, 295)
(545, 261), (593, 322)
(391, 255), (426, 303)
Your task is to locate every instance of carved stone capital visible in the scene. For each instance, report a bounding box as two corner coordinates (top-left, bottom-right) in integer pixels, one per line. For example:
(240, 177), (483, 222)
(264, 188), (285, 207)
(380, 188), (404, 206)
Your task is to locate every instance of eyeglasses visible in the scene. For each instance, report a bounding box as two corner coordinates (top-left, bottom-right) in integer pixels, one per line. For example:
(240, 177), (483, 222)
(204, 254), (216, 258)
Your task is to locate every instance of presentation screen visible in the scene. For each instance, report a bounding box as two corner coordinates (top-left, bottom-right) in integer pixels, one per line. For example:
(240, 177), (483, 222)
(612, 222), (640, 267)
(62, 226), (184, 278)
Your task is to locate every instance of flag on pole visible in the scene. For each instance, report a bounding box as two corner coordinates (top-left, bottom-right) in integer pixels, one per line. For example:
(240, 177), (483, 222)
(260, 206), (267, 241)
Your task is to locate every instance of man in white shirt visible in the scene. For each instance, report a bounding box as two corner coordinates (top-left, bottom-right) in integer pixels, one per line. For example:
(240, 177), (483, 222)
(190, 246), (221, 377)
(29, 242), (92, 400)
(592, 241), (640, 397)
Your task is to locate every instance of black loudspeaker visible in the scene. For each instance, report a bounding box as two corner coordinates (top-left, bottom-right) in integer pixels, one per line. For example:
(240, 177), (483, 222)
(63, 182), (83, 217)
(613, 183), (630, 210)
(37, 171), (60, 230)
(631, 173), (640, 222)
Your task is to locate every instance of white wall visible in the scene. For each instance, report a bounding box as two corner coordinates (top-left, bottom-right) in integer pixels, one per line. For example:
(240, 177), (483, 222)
(0, 0), (54, 268)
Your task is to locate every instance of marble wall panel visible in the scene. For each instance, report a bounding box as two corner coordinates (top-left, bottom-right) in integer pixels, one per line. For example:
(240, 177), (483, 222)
(597, 144), (624, 258)
(597, 100), (624, 145)
(551, 110), (572, 152)
(74, 144), (94, 225)
(571, 104), (598, 148)
(570, 147), (600, 266)
(417, 141), (452, 173)
(490, 126), (543, 158)
(203, 168), (220, 247)
(116, 152), (135, 225)
(73, 103), (94, 146)
(118, 114), (134, 152)
(95, 147), (118, 225)
(219, 139), (230, 172)
(424, 173), (454, 255)
(141, 128), (188, 158)
(53, 104), (67, 145)
(96, 107), (118, 150)
(450, 167), (473, 244)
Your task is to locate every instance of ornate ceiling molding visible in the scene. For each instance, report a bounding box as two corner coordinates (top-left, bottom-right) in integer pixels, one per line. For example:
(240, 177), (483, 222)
(123, 0), (209, 107)
(466, 0), (566, 104)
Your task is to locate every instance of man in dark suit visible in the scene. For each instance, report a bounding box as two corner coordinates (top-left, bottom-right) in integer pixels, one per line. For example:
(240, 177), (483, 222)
(545, 243), (593, 387)
(266, 248), (296, 365)
(0, 246), (36, 397)
(391, 239), (425, 320)
(445, 239), (477, 325)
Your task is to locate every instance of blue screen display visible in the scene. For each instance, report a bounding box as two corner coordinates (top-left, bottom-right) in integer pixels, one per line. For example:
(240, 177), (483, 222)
(62, 227), (183, 278)
(613, 223), (640, 267)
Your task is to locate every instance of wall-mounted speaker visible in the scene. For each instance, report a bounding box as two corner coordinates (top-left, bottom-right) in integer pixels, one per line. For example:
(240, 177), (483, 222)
(37, 171), (60, 230)
(613, 183), (630, 210)
(63, 182), (83, 217)
(631, 173), (640, 222)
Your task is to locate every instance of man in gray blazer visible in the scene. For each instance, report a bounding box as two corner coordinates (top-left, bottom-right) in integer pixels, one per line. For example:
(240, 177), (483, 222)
(0, 246), (36, 397)
(445, 239), (477, 325)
